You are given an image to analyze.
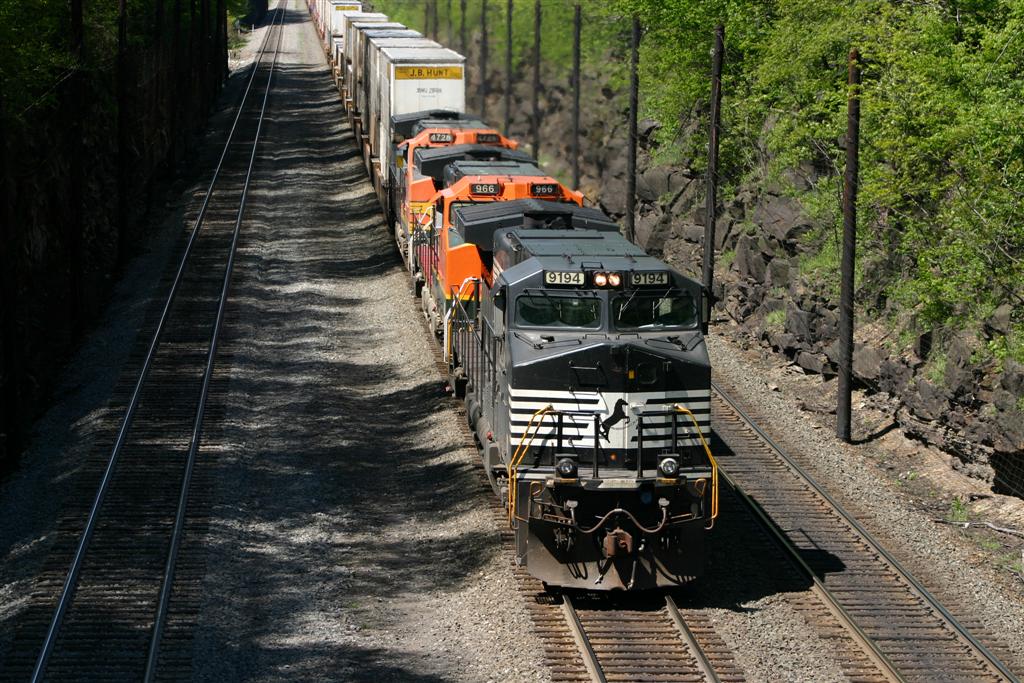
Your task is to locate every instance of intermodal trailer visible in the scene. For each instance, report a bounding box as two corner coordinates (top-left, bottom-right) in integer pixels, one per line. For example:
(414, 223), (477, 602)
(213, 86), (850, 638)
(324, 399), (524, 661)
(353, 29), (424, 123)
(374, 47), (466, 188)
(326, 2), (363, 65)
(345, 17), (396, 103)
(339, 12), (387, 101)
(363, 36), (439, 146)
(350, 22), (407, 114)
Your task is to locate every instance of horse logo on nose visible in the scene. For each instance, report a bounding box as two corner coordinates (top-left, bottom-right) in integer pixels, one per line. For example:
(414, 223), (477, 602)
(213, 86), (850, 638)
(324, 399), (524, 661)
(599, 398), (629, 441)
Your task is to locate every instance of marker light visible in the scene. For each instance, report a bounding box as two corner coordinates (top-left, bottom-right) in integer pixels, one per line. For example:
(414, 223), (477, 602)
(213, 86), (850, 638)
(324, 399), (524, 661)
(556, 457), (578, 479)
(658, 457), (680, 478)
(593, 272), (608, 287)
(608, 272), (622, 287)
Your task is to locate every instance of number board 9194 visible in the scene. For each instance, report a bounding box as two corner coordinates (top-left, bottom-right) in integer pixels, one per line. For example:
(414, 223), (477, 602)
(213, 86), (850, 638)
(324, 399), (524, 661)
(629, 271), (670, 286)
(544, 271), (585, 286)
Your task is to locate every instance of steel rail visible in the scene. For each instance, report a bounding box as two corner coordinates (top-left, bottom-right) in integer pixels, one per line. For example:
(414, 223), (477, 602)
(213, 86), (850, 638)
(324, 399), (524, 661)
(711, 380), (1019, 683)
(560, 595), (607, 683)
(142, 4), (287, 680)
(28, 7), (287, 682)
(664, 595), (721, 683)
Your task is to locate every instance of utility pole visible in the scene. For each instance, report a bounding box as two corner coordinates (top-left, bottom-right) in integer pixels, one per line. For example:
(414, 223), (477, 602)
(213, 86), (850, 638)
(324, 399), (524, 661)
(625, 16), (640, 243)
(504, 0), (512, 134)
(571, 3), (580, 189)
(480, 0), (488, 117)
(460, 0), (467, 54)
(531, 0), (541, 159)
(701, 25), (724, 296)
(117, 0), (130, 266)
(837, 49), (861, 443)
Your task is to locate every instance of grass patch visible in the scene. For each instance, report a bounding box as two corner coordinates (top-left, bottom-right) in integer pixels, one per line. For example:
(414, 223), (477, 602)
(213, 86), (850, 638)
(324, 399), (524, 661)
(765, 309), (786, 330)
(924, 352), (947, 385)
(719, 249), (735, 269)
(946, 497), (969, 523)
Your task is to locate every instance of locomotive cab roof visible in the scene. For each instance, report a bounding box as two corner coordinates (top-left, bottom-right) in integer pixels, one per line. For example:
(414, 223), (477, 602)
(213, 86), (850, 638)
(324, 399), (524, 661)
(391, 110), (482, 140)
(493, 229), (682, 285)
(443, 160), (545, 186)
(452, 200), (618, 252)
(412, 118), (489, 134)
(414, 145), (534, 183)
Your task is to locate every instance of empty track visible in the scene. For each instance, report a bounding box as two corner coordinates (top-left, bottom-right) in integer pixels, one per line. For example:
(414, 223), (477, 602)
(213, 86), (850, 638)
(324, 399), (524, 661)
(5, 7), (286, 682)
(712, 379), (1020, 683)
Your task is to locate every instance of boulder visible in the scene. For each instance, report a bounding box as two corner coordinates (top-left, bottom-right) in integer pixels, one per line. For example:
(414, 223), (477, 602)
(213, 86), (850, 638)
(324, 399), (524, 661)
(735, 234), (768, 283)
(852, 344), (885, 385)
(877, 358), (912, 395)
(784, 300), (813, 340)
(906, 378), (948, 421)
(752, 194), (812, 243)
(944, 332), (979, 400)
(635, 211), (672, 254)
(999, 359), (1024, 396)
(714, 214), (736, 251)
(983, 303), (1013, 338)
(767, 330), (800, 354)
(767, 258), (791, 289)
(796, 351), (830, 375)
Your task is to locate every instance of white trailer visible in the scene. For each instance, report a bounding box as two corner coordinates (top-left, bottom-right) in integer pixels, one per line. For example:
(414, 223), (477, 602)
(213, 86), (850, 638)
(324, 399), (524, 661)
(356, 30), (423, 122)
(328, 1), (362, 37)
(364, 36), (436, 143)
(340, 13), (389, 98)
(358, 32), (429, 130)
(350, 22), (406, 114)
(374, 47), (466, 186)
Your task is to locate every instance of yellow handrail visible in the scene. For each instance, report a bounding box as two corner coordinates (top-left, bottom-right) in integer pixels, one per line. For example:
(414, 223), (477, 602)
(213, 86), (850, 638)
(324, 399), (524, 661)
(507, 405), (553, 527)
(673, 405), (719, 523)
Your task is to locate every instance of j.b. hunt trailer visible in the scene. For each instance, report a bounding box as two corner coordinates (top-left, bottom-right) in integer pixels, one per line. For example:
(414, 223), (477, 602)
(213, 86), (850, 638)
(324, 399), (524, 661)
(371, 47), (466, 197)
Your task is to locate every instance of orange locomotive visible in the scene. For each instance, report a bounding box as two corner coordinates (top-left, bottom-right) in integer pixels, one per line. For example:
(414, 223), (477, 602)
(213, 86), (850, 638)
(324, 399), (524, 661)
(419, 160), (584, 334)
(390, 120), (520, 269)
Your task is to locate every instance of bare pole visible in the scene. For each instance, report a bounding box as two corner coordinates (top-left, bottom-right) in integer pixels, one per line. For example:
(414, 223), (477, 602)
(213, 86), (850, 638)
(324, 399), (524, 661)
(480, 0), (488, 117)
(625, 16), (640, 243)
(424, 0), (431, 38)
(701, 25), (724, 295)
(837, 49), (860, 443)
(504, 0), (512, 134)
(571, 3), (581, 189)
(531, 0), (541, 159)
(447, 0), (453, 44)
(117, 0), (130, 266)
(460, 0), (467, 53)
(432, 0), (440, 41)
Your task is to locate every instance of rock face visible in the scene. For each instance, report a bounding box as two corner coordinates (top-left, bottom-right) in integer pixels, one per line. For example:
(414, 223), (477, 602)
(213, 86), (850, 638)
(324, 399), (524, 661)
(475, 44), (1024, 499)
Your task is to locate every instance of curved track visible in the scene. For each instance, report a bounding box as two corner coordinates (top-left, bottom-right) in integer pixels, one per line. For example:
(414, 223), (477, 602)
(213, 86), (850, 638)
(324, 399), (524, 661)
(711, 379), (1020, 683)
(6, 8), (286, 682)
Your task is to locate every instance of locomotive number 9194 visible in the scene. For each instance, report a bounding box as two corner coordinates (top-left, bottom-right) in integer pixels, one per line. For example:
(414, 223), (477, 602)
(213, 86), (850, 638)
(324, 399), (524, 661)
(544, 271), (585, 286)
(629, 271), (669, 286)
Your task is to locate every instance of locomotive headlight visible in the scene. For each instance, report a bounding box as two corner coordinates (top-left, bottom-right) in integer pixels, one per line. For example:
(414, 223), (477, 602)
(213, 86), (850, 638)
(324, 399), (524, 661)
(608, 272), (622, 287)
(555, 457), (578, 479)
(658, 457), (680, 478)
(593, 272), (608, 287)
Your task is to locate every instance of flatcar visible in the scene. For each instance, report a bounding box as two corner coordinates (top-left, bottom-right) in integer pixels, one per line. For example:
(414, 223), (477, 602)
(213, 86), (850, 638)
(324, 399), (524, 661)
(310, 0), (719, 590)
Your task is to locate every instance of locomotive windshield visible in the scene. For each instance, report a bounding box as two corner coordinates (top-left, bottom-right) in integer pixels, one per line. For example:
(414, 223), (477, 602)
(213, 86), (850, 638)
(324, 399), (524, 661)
(515, 294), (601, 329)
(613, 291), (698, 330)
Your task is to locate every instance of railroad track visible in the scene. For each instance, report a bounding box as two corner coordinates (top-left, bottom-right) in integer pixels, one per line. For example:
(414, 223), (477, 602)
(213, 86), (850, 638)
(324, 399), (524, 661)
(3, 7), (286, 682)
(711, 379), (1021, 683)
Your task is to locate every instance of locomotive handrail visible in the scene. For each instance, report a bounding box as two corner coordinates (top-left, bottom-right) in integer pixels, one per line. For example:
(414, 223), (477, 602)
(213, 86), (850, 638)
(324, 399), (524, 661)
(443, 276), (479, 363)
(508, 404), (554, 527)
(673, 405), (719, 524)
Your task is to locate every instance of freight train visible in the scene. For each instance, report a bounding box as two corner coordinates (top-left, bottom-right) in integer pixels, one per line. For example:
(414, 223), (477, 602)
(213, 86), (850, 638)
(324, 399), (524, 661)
(309, 0), (718, 590)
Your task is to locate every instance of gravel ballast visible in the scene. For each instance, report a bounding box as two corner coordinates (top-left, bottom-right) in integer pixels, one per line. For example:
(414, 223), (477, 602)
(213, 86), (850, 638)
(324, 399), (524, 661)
(708, 327), (1024, 673)
(187, 3), (547, 680)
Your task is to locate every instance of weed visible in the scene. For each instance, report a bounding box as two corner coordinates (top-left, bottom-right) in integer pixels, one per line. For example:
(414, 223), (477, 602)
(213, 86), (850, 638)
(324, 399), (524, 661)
(979, 537), (1002, 552)
(946, 497), (969, 523)
(719, 249), (736, 269)
(765, 309), (786, 330)
(924, 352), (947, 385)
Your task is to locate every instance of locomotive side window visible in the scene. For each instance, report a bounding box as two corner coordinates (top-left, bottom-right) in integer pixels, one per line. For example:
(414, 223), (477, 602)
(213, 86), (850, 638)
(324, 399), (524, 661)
(613, 291), (698, 330)
(515, 295), (601, 329)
